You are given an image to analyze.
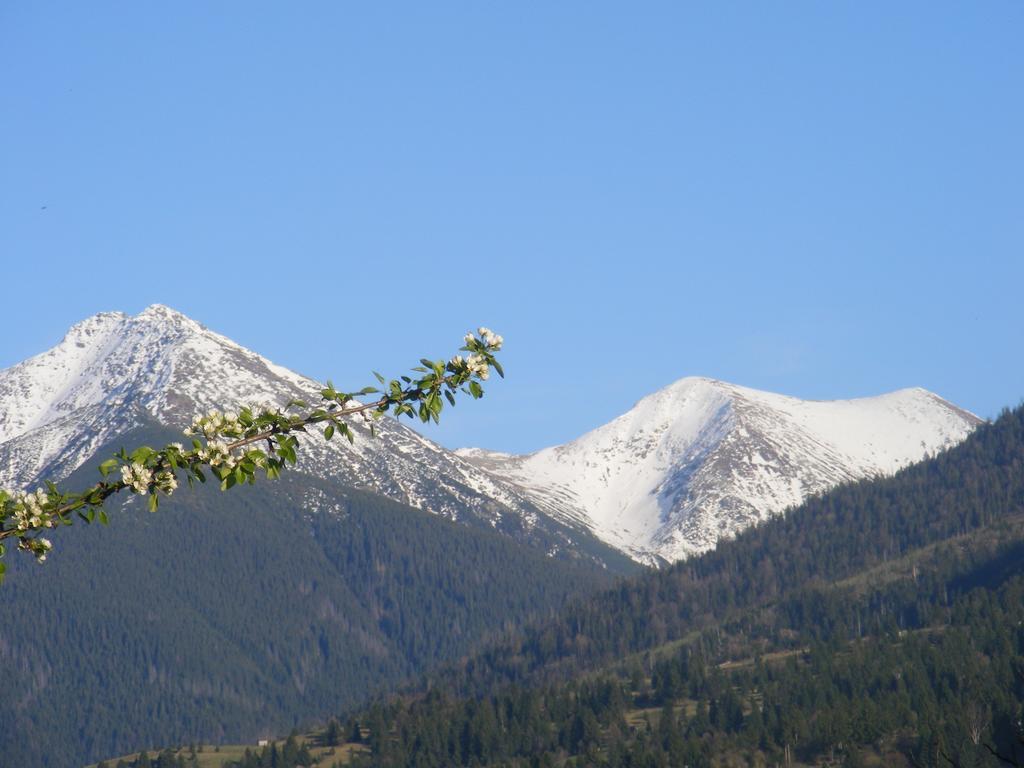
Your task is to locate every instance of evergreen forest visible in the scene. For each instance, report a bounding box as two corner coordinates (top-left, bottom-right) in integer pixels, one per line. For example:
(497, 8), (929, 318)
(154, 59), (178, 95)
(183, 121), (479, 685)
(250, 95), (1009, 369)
(0, 425), (619, 767)
(314, 404), (1024, 767)
(15, 403), (1024, 768)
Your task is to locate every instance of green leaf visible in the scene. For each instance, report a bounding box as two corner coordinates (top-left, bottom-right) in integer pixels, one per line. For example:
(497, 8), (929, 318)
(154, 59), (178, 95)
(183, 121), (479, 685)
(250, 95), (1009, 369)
(492, 359), (504, 378)
(373, 370), (386, 385)
(98, 509), (109, 525)
(98, 459), (120, 477)
(324, 424), (335, 441)
(130, 446), (156, 464)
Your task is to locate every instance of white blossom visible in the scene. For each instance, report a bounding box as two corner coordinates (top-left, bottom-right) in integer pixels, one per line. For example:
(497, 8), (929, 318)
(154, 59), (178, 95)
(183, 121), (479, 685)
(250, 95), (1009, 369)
(187, 409), (248, 440)
(197, 440), (236, 469)
(121, 462), (154, 494)
(467, 354), (490, 380)
(155, 470), (178, 495)
(20, 535), (53, 562)
(7, 489), (53, 531)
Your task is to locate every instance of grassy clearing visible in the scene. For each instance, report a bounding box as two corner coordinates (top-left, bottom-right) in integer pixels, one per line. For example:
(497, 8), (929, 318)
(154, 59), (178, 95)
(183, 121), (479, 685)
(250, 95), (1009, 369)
(84, 733), (369, 768)
(717, 646), (806, 671)
(623, 701), (696, 730)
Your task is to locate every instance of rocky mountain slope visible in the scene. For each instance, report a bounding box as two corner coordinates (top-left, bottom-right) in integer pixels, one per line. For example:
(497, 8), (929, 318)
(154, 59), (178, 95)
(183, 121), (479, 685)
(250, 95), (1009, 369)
(458, 377), (982, 563)
(0, 305), (622, 564)
(0, 306), (981, 566)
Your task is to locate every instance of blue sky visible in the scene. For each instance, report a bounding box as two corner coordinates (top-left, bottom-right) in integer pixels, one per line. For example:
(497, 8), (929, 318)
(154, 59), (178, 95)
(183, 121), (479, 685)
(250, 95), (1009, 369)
(2, 3), (1022, 453)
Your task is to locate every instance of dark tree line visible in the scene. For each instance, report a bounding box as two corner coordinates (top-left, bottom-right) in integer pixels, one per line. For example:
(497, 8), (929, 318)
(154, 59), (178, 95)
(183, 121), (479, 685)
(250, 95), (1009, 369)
(338, 551), (1024, 768)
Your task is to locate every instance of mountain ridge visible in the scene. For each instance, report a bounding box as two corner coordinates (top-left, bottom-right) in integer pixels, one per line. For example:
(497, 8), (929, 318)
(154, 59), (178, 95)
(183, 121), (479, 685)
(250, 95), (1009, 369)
(0, 304), (635, 567)
(457, 375), (981, 562)
(0, 306), (981, 565)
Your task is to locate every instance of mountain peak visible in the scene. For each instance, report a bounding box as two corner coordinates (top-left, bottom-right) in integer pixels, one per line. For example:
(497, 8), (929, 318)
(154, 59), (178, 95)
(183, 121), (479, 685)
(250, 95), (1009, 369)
(462, 378), (982, 563)
(55, 306), (202, 356)
(137, 303), (192, 322)
(2, 308), (616, 569)
(129, 304), (208, 339)
(0, 307), (315, 485)
(61, 309), (126, 341)
(0, 309), (985, 568)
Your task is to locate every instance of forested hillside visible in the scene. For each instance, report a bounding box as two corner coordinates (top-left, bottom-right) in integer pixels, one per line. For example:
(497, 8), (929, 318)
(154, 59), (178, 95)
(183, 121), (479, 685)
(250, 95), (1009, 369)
(438, 403), (1024, 691)
(323, 404), (1024, 767)
(0, 424), (620, 768)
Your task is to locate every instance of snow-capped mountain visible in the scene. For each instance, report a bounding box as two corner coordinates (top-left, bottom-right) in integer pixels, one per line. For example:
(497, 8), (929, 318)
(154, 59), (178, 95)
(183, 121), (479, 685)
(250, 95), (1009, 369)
(457, 377), (982, 564)
(0, 305), (595, 553)
(0, 307), (982, 567)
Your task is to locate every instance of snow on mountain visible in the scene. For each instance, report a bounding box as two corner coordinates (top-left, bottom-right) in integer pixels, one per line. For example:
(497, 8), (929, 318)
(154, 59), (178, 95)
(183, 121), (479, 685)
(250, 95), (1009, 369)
(0, 305), (544, 536)
(0, 308), (983, 568)
(457, 377), (982, 564)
